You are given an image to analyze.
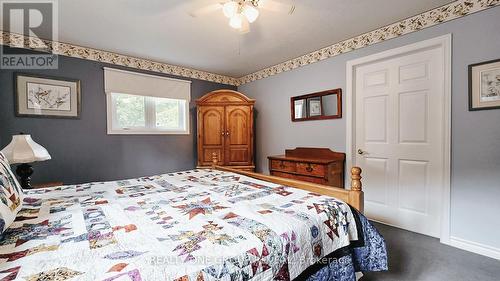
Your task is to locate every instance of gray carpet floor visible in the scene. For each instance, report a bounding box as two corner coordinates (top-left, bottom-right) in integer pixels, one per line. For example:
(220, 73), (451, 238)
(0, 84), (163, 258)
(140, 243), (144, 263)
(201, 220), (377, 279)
(362, 222), (500, 281)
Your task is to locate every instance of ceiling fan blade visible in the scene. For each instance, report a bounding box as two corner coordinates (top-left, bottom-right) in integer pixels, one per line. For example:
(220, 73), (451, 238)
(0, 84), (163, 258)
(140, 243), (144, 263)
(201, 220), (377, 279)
(239, 18), (251, 34)
(259, 0), (295, 15)
(189, 3), (223, 18)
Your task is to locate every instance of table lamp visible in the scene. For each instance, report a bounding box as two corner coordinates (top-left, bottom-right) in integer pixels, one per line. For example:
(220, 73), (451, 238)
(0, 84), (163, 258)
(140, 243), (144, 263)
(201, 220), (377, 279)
(1, 134), (51, 189)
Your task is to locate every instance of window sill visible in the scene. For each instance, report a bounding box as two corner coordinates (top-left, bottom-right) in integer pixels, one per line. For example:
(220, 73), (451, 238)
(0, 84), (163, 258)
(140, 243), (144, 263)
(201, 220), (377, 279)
(107, 130), (190, 135)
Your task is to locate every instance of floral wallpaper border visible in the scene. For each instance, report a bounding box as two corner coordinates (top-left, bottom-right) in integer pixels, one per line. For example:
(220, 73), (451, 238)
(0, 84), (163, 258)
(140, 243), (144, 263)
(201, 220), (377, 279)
(0, 31), (240, 86)
(1, 0), (499, 86)
(238, 0), (500, 84)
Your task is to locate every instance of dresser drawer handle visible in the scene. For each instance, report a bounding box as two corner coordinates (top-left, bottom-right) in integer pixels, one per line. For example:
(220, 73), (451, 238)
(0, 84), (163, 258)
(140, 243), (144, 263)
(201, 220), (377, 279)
(279, 162), (285, 168)
(306, 165), (313, 172)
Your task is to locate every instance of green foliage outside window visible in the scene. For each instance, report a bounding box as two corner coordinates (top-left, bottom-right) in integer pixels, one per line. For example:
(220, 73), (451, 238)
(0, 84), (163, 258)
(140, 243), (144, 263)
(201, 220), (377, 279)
(115, 94), (145, 127)
(156, 99), (180, 128)
(113, 93), (184, 130)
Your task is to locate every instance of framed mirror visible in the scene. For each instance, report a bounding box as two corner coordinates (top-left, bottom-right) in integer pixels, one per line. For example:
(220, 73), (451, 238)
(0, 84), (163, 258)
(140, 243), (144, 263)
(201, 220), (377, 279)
(291, 88), (342, 121)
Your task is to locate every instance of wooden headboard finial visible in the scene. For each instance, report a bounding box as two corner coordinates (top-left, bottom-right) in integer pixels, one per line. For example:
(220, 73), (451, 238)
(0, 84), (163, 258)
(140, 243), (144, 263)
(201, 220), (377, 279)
(351, 167), (362, 191)
(211, 152), (218, 168)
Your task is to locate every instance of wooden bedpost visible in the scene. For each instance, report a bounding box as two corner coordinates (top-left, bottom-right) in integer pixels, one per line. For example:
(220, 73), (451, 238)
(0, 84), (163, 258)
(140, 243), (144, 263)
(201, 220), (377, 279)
(211, 152), (218, 168)
(349, 167), (364, 213)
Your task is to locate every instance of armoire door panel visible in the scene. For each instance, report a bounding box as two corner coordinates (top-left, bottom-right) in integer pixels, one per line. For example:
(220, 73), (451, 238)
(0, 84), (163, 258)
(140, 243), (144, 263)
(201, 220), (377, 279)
(225, 106), (252, 165)
(203, 148), (224, 165)
(201, 107), (225, 145)
(227, 146), (249, 163)
(198, 106), (225, 166)
(226, 107), (250, 145)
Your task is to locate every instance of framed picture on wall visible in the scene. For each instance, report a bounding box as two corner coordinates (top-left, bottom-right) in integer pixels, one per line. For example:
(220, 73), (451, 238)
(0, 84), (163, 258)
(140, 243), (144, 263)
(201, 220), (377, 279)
(15, 73), (81, 118)
(469, 58), (500, 111)
(307, 97), (322, 117)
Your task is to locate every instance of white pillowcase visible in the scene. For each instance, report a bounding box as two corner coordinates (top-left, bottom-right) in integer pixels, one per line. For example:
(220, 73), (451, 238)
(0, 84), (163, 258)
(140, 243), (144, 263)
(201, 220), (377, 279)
(0, 152), (24, 233)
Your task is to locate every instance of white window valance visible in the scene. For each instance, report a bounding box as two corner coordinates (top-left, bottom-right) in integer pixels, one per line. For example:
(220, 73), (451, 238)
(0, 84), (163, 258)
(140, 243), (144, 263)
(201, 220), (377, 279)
(103, 67), (191, 101)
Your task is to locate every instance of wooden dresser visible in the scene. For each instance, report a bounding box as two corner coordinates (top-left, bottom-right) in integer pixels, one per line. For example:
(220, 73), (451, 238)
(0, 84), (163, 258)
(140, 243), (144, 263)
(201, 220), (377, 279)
(196, 90), (255, 172)
(268, 147), (345, 188)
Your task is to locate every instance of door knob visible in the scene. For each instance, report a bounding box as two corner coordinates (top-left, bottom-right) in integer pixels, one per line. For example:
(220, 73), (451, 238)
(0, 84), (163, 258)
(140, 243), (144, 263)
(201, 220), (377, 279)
(357, 149), (365, 155)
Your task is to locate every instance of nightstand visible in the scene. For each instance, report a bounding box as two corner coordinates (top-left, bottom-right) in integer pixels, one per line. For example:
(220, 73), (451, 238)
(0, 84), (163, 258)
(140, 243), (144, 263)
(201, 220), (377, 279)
(31, 182), (64, 189)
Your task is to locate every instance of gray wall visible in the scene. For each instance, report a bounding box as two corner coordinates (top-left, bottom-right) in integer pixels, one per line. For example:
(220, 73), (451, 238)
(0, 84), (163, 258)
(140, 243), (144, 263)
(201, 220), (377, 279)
(0, 47), (236, 185)
(239, 7), (500, 249)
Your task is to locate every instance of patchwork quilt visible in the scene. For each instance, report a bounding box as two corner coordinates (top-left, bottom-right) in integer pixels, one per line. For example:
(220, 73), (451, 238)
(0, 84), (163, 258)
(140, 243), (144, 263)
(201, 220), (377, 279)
(0, 153), (23, 234)
(0, 169), (387, 281)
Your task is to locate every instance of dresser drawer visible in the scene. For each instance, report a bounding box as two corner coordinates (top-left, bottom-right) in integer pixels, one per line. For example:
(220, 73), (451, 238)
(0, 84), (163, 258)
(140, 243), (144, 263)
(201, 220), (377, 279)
(271, 171), (327, 185)
(296, 162), (326, 177)
(270, 160), (296, 173)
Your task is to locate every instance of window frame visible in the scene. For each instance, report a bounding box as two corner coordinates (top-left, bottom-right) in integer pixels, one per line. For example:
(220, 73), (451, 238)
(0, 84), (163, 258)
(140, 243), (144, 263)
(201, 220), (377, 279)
(106, 92), (190, 135)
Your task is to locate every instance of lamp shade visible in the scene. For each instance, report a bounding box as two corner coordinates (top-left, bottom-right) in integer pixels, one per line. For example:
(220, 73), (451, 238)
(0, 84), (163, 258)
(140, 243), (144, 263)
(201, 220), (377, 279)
(222, 1), (238, 18)
(1, 135), (51, 164)
(242, 4), (259, 23)
(229, 14), (243, 29)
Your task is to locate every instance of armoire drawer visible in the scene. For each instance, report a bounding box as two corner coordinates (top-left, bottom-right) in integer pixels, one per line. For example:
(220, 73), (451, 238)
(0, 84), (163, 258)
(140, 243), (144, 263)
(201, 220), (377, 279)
(295, 162), (326, 178)
(270, 160), (296, 173)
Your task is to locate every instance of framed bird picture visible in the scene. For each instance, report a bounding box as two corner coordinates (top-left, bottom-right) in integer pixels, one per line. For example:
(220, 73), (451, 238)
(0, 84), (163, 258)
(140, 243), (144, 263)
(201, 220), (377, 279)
(469, 58), (500, 111)
(15, 73), (81, 118)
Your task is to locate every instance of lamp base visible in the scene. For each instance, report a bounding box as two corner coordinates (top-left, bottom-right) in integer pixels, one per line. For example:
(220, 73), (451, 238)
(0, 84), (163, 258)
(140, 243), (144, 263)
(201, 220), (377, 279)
(16, 163), (33, 189)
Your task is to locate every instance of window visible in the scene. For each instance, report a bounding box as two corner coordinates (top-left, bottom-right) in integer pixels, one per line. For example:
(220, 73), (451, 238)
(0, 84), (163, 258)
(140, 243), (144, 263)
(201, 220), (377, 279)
(109, 93), (187, 133)
(104, 68), (191, 134)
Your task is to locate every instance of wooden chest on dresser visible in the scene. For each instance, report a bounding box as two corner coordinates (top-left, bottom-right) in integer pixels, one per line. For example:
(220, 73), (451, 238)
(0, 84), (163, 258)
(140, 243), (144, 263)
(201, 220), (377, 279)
(268, 147), (346, 188)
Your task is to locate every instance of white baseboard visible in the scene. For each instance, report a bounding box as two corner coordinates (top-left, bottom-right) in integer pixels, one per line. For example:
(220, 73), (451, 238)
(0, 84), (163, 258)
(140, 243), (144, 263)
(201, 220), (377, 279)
(448, 236), (500, 260)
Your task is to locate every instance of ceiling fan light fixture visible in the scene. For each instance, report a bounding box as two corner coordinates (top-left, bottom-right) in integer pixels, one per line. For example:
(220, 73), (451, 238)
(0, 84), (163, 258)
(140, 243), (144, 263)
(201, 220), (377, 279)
(242, 4), (259, 23)
(223, 1), (238, 18)
(229, 14), (243, 29)
(255, 0), (266, 7)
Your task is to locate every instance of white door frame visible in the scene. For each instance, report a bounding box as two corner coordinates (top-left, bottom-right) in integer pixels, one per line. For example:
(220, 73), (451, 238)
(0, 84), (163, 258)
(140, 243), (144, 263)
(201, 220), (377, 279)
(345, 34), (452, 244)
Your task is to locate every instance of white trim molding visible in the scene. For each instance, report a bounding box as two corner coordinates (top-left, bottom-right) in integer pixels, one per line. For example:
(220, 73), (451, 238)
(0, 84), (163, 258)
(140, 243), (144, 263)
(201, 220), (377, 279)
(345, 34), (452, 244)
(449, 236), (500, 260)
(1, 0), (498, 86)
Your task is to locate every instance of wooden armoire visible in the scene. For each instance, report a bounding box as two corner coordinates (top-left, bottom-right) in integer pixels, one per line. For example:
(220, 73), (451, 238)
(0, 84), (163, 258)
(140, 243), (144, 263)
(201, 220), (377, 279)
(196, 90), (255, 172)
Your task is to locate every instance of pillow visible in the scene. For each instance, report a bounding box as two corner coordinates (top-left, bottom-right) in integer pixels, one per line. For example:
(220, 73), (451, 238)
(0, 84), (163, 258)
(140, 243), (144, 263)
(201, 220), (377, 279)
(0, 152), (23, 233)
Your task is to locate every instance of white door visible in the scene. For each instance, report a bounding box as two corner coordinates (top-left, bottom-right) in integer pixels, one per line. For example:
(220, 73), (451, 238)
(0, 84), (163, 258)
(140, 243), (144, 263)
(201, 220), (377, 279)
(354, 46), (445, 237)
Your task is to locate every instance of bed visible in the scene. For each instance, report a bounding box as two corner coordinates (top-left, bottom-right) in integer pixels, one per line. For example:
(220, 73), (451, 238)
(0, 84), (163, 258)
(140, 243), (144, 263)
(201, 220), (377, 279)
(0, 159), (387, 280)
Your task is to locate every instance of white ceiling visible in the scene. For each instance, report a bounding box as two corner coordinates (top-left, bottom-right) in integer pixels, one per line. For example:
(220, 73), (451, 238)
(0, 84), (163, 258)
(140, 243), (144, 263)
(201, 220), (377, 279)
(58, 0), (453, 77)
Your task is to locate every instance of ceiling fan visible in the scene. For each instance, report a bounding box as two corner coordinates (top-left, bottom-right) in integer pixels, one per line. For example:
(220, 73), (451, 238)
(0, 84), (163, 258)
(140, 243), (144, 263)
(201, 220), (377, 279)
(190, 0), (296, 33)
